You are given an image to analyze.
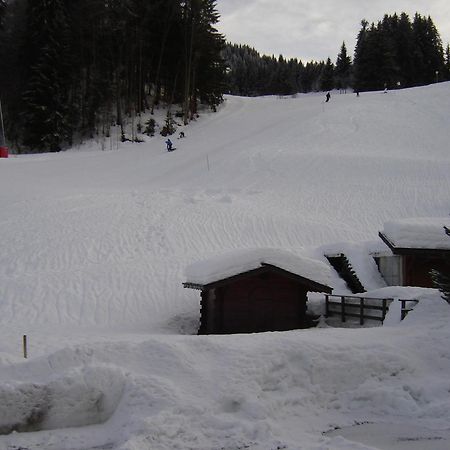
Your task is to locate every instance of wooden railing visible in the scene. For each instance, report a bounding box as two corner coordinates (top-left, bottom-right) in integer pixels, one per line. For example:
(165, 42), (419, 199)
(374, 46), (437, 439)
(400, 299), (419, 320)
(325, 294), (391, 325)
(325, 295), (419, 324)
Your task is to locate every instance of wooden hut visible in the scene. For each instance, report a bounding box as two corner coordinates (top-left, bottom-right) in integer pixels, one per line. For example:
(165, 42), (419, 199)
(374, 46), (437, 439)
(378, 218), (450, 287)
(183, 248), (332, 334)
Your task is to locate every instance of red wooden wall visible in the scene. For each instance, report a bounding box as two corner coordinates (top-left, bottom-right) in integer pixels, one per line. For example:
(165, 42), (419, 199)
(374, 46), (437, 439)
(199, 270), (309, 334)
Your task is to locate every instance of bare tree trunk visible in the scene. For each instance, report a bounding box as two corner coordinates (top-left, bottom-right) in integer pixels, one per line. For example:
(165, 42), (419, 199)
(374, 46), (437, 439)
(151, 2), (177, 114)
(184, 10), (195, 125)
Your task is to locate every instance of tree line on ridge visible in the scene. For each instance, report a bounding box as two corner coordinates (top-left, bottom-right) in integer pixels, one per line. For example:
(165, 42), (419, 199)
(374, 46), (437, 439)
(225, 13), (450, 96)
(0, 4), (449, 153)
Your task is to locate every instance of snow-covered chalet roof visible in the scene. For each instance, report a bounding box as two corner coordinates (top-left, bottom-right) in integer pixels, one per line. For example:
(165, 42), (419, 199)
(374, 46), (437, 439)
(380, 217), (450, 251)
(184, 248), (333, 290)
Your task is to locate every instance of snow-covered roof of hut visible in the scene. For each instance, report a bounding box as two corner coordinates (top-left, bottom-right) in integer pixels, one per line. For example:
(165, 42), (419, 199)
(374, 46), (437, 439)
(380, 217), (450, 250)
(184, 247), (333, 289)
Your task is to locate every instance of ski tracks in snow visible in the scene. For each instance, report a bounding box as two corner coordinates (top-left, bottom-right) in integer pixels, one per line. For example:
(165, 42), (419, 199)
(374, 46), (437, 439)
(1, 85), (450, 333)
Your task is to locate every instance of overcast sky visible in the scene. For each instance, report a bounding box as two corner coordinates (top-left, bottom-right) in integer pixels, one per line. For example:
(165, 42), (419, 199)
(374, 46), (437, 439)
(216, 1), (450, 62)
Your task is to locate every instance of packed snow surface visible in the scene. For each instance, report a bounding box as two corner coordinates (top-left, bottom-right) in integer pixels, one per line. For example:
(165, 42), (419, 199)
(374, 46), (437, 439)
(382, 216), (450, 249)
(0, 84), (450, 449)
(184, 247), (333, 287)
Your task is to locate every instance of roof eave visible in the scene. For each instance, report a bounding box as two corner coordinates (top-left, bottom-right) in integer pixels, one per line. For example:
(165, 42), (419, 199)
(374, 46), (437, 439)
(379, 232), (396, 251)
(183, 263), (332, 294)
(379, 232), (450, 256)
(183, 282), (204, 290)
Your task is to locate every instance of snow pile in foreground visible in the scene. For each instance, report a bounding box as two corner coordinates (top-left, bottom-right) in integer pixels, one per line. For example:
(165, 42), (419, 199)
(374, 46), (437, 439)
(0, 291), (449, 450)
(0, 365), (124, 434)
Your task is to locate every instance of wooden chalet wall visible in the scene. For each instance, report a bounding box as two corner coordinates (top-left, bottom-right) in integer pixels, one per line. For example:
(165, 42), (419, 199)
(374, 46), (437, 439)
(199, 269), (309, 334)
(378, 231), (450, 288)
(402, 254), (450, 287)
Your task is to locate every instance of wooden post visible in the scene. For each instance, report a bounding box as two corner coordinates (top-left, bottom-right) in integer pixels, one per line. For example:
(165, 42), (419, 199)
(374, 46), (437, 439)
(341, 296), (346, 323)
(325, 294), (329, 317)
(23, 335), (27, 359)
(359, 298), (364, 325)
(400, 300), (407, 320)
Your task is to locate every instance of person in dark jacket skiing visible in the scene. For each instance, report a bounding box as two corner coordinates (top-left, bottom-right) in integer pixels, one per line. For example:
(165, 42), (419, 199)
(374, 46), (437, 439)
(325, 92), (331, 102)
(165, 138), (173, 151)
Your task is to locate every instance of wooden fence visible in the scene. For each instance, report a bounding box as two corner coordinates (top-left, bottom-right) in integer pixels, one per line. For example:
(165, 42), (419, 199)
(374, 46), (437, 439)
(325, 294), (419, 324)
(400, 299), (419, 320)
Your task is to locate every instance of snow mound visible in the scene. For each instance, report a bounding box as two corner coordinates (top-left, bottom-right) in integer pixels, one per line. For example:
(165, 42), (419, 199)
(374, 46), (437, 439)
(0, 365), (124, 434)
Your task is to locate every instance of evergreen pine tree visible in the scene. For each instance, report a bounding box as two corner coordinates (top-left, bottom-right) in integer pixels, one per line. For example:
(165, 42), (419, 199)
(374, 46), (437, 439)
(21, 0), (72, 152)
(193, 0), (226, 110)
(353, 20), (372, 91)
(444, 45), (450, 81)
(0, 0), (6, 29)
(377, 14), (401, 88)
(287, 58), (301, 94)
(161, 111), (176, 136)
(335, 42), (352, 91)
(320, 57), (335, 91)
(394, 13), (415, 87)
(275, 55), (292, 95)
(431, 269), (450, 304)
(181, 0), (226, 123)
(412, 14), (445, 85)
(431, 226), (450, 305)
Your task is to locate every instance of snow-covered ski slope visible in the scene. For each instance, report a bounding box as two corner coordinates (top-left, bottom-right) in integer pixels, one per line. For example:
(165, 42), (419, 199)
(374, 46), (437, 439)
(0, 84), (450, 450)
(1, 84), (449, 336)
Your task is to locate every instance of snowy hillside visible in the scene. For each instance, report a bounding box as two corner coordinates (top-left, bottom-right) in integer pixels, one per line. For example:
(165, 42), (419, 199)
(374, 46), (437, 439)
(0, 84), (450, 449)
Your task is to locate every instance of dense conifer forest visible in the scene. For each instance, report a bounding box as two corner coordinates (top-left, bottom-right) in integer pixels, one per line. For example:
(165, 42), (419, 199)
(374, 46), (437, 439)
(353, 13), (449, 91)
(0, 2), (449, 153)
(224, 13), (449, 97)
(0, 0), (226, 152)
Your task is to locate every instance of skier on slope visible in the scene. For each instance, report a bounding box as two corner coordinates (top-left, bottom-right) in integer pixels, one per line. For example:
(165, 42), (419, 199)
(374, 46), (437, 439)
(325, 92), (331, 102)
(165, 138), (173, 152)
